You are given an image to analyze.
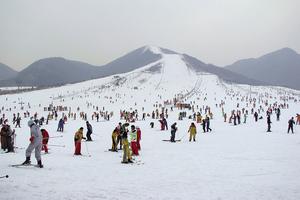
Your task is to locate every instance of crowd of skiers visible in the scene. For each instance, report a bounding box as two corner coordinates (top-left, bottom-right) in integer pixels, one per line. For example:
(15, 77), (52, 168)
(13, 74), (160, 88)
(1, 91), (299, 169)
(109, 122), (142, 163)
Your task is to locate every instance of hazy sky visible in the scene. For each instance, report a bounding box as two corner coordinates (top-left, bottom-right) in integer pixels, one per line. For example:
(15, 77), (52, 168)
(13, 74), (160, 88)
(1, 0), (300, 71)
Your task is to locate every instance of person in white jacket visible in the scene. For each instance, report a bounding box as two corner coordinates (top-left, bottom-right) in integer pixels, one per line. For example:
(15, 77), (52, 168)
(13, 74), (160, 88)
(22, 120), (43, 168)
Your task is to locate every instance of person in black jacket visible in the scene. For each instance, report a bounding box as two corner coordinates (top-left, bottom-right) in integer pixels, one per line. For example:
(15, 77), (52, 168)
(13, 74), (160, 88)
(287, 117), (295, 133)
(206, 116), (212, 132)
(170, 123), (177, 142)
(254, 112), (258, 122)
(267, 113), (272, 132)
(86, 121), (93, 141)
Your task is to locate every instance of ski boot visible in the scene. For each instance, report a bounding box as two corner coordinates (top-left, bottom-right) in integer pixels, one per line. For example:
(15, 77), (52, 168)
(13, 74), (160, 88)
(22, 157), (31, 165)
(37, 160), (43, 168)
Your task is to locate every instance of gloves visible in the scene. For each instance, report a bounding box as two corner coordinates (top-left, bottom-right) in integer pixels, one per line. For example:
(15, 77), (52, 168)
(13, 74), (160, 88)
(29, 136), (34, 143)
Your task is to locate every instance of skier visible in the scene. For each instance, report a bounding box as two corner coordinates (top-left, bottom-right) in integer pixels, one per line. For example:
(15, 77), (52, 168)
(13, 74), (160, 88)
(136, 126), (141, 150)
(188, 122), (197, 142)
(41, 129), (49, 153)
(22, 120), (43, 168)
(254, 112), (258, 122)
(116, 123), (123, 150)
(74, 127), (86, 155)
(129, 125), (139, 156)
(206, 116), (212, 132)
(163, 118), (168, 130)
(296, 114), (300, 125)
(243, 113), (247, 123)
(86, 121), (93, 141)
(170, 122), (177, 142)
(202, 118), (206, 133)
(111, 127), (119, 152)
(287, 117), (295, 133)
(150, 122), (154, 128)
(121, 124), (133, 164)
(267, 113), (272, 132)
(276, 108), (281, 121)
(57, 118), (64, 132)
(15, 116), (21, 128)
(0, 123), (14, 152)
(159, 119), (165, 131)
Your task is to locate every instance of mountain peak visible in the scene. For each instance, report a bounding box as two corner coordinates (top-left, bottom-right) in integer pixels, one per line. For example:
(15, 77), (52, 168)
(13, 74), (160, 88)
(261, 47), (298, 59)
(142, 45), (162, 54)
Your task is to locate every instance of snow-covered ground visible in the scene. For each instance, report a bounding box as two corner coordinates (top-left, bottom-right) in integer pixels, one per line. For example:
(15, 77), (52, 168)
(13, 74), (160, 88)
(1, 46), (300, 200)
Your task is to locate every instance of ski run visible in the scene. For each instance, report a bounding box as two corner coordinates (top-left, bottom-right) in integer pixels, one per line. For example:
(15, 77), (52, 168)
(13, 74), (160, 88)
(1, 46), (300, 200)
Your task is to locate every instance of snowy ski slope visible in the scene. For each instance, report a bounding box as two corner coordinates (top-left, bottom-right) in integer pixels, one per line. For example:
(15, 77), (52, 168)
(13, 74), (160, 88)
(1, 46), (300, 200)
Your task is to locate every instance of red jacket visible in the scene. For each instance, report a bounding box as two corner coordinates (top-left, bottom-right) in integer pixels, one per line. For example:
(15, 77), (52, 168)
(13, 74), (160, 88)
(41, 129), (49, 143)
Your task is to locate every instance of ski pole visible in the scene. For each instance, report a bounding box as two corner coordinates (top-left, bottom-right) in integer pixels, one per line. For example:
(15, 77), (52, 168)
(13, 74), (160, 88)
(44, 136), (63, 139)
(49, 135), (63, 138)
(179, 133), (188, 141)
(48, 144), (65, 147)
(0, 175), (9, 179)
(84, 141), (91, 157)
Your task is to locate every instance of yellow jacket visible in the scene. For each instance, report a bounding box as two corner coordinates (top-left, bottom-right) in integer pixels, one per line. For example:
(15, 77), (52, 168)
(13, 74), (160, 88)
(74, 129), (84, 142)
(188, 126), (197, 134)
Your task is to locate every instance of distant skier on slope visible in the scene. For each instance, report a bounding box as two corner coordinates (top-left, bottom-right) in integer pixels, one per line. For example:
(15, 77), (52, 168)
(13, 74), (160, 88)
(287, 117), (295, 134)
(188, 122), (197, 142)
(267, 113), (272, 132)
(170, 123), (177, 142)
(86, 121), (93, 141)
(206, 116), (212, 132)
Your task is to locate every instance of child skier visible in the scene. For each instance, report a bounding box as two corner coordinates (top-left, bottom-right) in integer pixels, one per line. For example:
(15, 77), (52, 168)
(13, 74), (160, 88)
(41, 129), (49, 154)
(130, 125), (139, 156)
(188, 122), (197, 142)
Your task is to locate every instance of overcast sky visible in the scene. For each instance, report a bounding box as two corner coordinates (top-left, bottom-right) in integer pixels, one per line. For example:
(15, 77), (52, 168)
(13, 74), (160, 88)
(1, 0), (299, 71)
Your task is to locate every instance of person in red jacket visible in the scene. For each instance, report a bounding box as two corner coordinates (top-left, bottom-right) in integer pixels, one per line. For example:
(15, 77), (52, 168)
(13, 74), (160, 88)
(159, 119), (165, 131)
(136, 126), (141, 150)
(41, 129), (49, 153)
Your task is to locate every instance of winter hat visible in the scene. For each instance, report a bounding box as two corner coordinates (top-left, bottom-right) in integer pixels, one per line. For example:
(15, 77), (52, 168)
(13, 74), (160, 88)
(28, 120), (35, 127)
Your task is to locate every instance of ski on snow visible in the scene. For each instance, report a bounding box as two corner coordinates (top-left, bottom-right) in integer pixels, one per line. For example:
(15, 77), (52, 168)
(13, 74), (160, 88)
(10, 164), (41, 168)
(162, 139), (181, 142)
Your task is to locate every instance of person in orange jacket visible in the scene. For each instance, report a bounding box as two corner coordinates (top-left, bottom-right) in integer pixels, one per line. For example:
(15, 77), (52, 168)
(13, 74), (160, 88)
(74, 127), (86, 155)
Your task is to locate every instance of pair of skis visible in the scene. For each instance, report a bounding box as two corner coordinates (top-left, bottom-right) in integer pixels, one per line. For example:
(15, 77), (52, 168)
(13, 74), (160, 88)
(162, 139), (181, 142)
(10, 164), (42, 168)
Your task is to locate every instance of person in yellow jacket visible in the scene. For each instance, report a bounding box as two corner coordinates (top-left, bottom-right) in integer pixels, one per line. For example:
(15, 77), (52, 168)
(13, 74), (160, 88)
(121, 125), (133, 164)
(188, 122), (197, 142)
(74, 127), (86, 155)
(111, 126), (119, 152)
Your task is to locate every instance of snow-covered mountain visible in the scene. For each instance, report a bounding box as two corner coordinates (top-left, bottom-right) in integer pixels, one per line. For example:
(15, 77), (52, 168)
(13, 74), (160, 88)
(1, 46), (300, 200)
(0, 45), (262, 87)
